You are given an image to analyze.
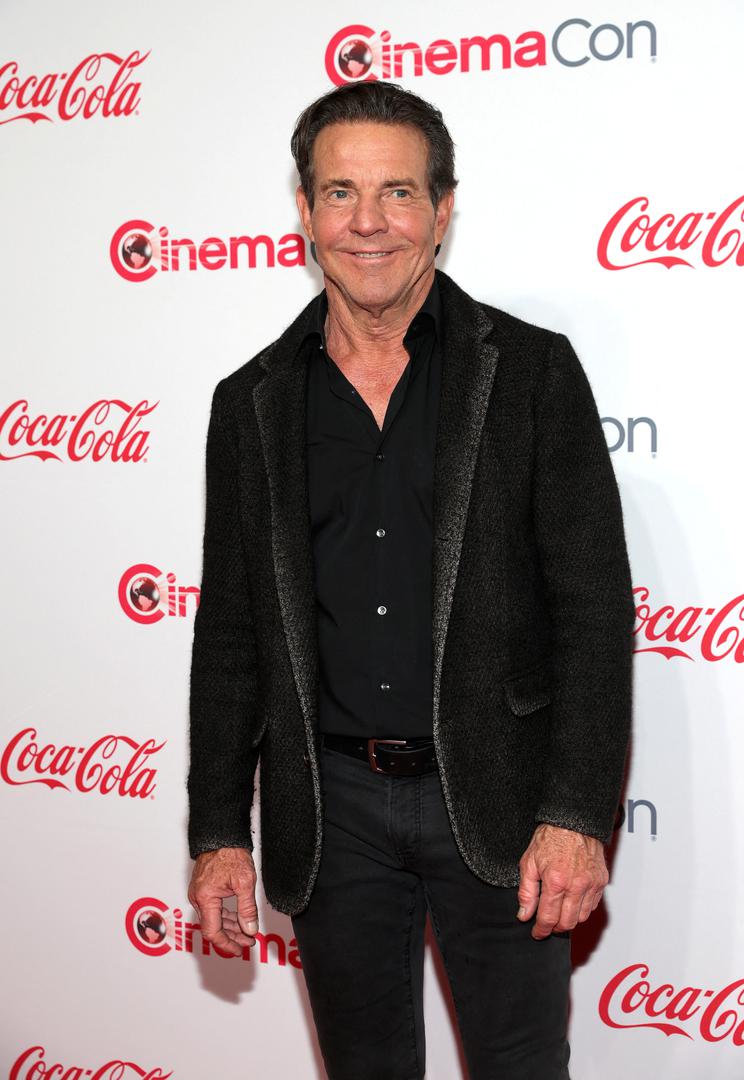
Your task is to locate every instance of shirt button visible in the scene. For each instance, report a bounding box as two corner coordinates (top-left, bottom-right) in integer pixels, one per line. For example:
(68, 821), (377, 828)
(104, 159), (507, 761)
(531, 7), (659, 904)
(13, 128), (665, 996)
(377, 605), (387, 615)
(375, 451), (384, 461)
(380, 682), (390, 691)
(376, 528), (385, 538)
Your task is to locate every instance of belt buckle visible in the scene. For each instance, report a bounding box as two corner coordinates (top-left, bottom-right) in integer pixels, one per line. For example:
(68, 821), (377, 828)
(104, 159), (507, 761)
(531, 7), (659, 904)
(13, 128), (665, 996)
(367, 738), (407, 774)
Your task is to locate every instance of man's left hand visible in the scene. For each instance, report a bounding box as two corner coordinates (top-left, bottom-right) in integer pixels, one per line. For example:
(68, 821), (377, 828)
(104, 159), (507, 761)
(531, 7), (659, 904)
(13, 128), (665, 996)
(517, 824), (608, 940)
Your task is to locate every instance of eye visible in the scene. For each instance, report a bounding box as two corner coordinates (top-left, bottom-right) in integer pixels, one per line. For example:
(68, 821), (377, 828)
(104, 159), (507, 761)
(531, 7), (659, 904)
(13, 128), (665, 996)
(391, 189), (410, 199)
(330, 190), (349, 200)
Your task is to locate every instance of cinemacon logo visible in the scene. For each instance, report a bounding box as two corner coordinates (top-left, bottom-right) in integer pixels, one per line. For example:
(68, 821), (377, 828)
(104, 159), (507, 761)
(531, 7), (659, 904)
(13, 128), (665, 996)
(126, 896), (302, 967)
(0, 50), (148, 126)
(119, 563), (200, 624)
(602, 415), (656, 454)
(613, 798), (657, 840)
(325, 18), (657, 84)
(110, 218), (305, 282)
(600, 963), (744, 1045)
(10, 1047), (171, 1080)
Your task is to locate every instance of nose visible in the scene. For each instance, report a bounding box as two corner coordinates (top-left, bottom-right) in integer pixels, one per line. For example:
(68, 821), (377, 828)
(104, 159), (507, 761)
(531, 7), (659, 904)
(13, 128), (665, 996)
(349, 193), (389, 237)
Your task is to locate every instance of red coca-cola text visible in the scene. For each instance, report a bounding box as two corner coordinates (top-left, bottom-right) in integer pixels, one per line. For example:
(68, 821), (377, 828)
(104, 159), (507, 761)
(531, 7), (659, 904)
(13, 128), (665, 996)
(0, 399), (156, 462)
(1, 727), (163, 798)
(634, 586), (744, 662)
(598, 195), (744, 269)
(10, 1045), (171, 1079)
(0, 50), (149, 126)
(599, 963), (744, 1044)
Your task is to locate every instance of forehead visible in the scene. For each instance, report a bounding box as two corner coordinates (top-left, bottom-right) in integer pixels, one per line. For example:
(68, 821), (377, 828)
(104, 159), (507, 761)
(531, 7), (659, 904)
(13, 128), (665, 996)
(312, 121), (428, 179)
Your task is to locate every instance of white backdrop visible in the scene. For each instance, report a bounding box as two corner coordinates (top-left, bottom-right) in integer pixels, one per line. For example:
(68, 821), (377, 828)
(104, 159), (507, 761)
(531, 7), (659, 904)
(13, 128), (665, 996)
(2, 1), (743, 1077)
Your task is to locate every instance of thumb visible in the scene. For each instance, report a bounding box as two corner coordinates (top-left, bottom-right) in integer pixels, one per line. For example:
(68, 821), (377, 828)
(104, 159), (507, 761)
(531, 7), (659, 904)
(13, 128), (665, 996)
(237, 881), (259, 936)
(517, 856), (541, 921)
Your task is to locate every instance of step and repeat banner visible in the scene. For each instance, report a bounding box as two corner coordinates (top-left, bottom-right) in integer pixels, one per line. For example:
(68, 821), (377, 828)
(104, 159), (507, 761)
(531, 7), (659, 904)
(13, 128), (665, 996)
(2, 1), (742, 1077)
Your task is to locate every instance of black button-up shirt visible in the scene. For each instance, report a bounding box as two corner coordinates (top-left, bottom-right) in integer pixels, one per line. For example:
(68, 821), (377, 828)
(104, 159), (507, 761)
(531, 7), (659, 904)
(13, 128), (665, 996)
(302, 277), (443, 739)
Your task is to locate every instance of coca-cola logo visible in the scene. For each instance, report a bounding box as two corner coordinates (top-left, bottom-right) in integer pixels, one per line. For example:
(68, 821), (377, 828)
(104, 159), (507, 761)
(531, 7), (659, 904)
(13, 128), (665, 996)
(599, 963), (744, 1045)
(325, 19), (657, 85)
(634, 586), (744, 663)
(118, 563), (200, 623)
(598, 195), (744, 269)
(110, 218), (305, 282)
(1, 727), (163, 798)
(125, 896), (303, 967)
(0, 399), (156, 462)
(0, 50), (149, 126)
(10, 1046), (171, 1080)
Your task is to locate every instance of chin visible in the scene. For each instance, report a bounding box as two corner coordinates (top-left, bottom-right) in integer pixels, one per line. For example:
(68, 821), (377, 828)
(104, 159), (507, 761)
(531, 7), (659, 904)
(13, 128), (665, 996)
(348, 284), (402, 311)
(330, 270), (404, 305)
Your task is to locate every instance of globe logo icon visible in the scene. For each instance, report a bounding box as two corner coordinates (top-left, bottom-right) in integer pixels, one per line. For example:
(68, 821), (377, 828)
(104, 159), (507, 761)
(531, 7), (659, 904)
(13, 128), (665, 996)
(337, 40), (373, 79)
(130, 576), (160, 614)
(122, 232), (152, 271)
(136, 909), (167, 946)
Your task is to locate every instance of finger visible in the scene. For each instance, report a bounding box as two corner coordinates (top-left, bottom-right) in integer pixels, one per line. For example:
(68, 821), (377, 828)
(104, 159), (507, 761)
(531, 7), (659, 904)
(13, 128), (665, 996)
(532, 889), (565, 940)
(554, 892), (584, 933)
(222, 924), (256, 949)
(221, 907), (256, 947)
(517, 859), (541, 921)
(198, 894), (240, 955)
(237, 880), (259, 936)
(576, 890), (595, 925)
(222, 911), (253, 935)
(208, 927), (243, 957)
(199, 896), (225, 943)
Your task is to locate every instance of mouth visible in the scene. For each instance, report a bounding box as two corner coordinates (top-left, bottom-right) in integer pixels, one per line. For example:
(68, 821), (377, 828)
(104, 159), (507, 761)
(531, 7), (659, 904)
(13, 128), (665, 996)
(347, 251), (397, 260)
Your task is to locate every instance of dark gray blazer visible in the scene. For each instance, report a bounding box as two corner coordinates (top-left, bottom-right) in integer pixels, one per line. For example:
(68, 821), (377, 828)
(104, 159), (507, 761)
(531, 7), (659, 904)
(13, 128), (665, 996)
(187, 269), (635, 917)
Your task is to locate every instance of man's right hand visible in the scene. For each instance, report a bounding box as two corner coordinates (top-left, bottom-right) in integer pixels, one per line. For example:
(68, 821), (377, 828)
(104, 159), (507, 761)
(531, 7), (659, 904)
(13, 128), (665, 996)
(188, 846), (259, 957)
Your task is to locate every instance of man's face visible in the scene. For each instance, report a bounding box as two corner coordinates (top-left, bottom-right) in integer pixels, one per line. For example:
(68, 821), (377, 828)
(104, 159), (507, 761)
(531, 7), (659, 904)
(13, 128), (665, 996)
(296, 121), (453, 317)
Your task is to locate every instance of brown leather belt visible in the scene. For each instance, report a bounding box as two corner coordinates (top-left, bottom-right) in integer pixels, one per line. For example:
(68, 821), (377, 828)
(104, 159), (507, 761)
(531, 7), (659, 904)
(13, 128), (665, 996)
(322, 733), (438, 775)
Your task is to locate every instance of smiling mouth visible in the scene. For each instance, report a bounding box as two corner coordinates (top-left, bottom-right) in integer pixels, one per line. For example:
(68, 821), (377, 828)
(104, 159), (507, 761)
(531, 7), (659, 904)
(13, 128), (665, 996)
(348, 251), (396, 259)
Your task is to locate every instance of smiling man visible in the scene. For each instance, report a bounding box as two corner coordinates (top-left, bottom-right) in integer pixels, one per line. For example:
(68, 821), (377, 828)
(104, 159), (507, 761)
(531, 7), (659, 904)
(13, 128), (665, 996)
(187, 82), (635, 1080)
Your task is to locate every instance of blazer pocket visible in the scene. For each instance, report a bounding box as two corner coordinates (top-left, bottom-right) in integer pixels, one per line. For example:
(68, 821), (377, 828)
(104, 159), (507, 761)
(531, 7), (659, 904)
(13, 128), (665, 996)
(502, 663), (552, 717)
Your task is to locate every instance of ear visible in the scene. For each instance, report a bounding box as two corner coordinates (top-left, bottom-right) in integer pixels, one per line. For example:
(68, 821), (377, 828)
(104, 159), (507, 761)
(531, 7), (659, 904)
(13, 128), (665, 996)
(434, 189), (455, 247)
(296, 185), (314, 241)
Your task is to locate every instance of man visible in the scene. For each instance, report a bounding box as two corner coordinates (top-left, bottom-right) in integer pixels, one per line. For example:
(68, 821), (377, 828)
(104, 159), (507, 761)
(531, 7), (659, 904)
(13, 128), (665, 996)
(187, 81), (635, 1080)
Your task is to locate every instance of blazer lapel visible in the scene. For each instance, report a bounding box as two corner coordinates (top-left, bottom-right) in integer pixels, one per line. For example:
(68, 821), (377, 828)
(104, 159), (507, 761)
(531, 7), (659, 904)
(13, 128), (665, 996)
(252, 301), (320, 749)
(250, 272), (499, 747)
(431, 272), (499, 733)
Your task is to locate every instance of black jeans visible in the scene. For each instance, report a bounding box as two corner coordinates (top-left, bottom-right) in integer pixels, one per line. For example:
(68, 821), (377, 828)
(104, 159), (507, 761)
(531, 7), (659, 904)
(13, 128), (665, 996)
(291, 743), (572, 1080)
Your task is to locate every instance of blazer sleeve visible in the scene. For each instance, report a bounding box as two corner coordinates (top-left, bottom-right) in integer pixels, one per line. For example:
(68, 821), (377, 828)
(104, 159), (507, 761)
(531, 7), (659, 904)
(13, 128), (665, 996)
(187, 380), (262, 859)
(531, 333), (635, 844)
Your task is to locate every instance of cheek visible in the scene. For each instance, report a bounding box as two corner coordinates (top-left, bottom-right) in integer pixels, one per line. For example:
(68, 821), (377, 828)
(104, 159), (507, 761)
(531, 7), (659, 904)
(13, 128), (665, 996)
(392, 210), (435, 244)
(313, 210), (347, 242)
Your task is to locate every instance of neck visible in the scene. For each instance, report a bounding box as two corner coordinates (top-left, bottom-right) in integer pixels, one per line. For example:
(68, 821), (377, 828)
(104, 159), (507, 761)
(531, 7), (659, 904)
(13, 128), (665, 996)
(324, 268), (435, 365)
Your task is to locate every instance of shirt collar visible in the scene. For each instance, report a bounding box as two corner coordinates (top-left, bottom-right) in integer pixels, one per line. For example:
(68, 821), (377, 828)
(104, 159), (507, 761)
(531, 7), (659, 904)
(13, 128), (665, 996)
(302, 274), (442, 354)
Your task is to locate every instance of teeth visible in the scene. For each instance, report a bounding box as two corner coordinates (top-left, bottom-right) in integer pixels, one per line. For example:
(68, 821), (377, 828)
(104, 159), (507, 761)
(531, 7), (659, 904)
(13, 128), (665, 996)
(354, 252), (391, 258)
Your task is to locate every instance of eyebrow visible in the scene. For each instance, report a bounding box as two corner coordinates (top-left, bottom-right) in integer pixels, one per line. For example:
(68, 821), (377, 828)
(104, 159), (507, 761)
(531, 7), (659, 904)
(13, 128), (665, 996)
(382, 178), (419, 189)
(319, 177), (421, 194)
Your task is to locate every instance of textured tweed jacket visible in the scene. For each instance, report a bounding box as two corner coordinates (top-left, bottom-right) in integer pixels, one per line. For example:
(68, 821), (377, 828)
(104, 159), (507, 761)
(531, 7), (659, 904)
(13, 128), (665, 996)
(187, 269), (635, 917)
